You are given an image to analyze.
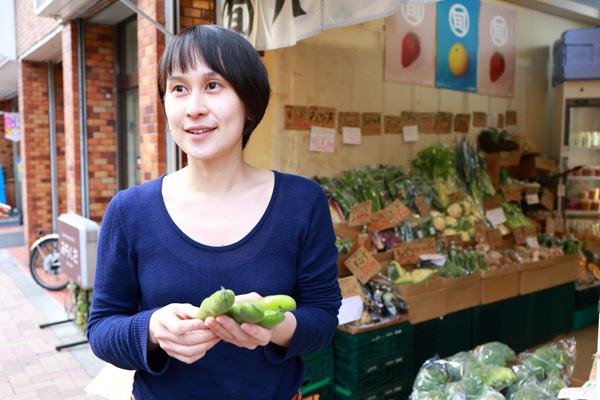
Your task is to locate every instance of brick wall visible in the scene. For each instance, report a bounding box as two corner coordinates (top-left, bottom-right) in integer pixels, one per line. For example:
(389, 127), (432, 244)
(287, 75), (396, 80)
(18, 61), (64, 247)
(138, 0), (167, 183)
(62, 22), (82, 216)
(0, 101), (15, 184)
(180, 0), (215, 28)
(14, 0), (61, 57)
(85, 23), (117, 223)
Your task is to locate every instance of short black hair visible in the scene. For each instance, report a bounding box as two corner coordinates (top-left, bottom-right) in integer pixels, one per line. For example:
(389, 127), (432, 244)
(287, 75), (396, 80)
(157, 24), (271, 149)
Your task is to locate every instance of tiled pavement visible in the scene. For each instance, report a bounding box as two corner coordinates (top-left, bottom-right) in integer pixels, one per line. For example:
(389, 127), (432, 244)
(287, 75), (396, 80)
(0, 247), (107, 399)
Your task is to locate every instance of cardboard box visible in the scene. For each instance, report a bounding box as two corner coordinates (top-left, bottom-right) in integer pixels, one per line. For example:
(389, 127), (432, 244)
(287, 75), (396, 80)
(394, 276), (446, 324)
(334, 223), (371, 277)
(444, 272), (482, 314)
(480, 264), (519, 304)
(519, 254), (580, 295)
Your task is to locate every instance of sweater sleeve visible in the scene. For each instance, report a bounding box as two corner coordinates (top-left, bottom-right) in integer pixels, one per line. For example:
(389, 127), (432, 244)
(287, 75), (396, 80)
(86, 193), (170, 374)
(264, 186), (342, 363)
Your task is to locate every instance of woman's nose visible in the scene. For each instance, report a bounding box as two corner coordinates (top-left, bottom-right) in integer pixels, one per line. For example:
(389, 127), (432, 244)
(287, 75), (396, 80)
(185, 92), (208, 117)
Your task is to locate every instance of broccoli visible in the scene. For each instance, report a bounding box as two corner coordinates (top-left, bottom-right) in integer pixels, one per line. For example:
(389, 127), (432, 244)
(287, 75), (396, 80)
(512, 383), (553, 400)
(484, 365), (516, 391)
(442, 381), (467, 400)
(523, 344), (571, 380)
(541, 370), (566, 396)
(476, 342), (516, 367)
(414, 364), (448, 392)
(446, 352), (476, 382)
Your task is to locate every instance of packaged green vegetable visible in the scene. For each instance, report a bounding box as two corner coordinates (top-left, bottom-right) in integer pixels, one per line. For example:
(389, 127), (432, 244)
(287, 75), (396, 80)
(474, 342), (516, 367)
(413, 357), (449, 392)
(446, 351), (477, 382)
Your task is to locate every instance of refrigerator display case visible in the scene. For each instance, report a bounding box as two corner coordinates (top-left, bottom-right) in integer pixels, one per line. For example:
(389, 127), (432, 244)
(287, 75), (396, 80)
(552, 81), (600, 223)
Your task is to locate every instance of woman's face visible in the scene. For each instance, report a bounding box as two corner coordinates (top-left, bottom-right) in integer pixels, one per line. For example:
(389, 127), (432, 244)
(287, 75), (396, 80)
(163, 59), (248, 162)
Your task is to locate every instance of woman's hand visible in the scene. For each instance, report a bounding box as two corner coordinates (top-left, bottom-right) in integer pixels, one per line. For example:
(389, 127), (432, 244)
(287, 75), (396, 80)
(148, 303), (221, 364)
(0, 203), (11, 220)
(204, 292), (297, 350)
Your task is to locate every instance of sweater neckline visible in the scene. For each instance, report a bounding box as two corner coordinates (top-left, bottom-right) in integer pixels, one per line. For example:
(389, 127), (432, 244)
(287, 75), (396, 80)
(156, 170), (280, 251)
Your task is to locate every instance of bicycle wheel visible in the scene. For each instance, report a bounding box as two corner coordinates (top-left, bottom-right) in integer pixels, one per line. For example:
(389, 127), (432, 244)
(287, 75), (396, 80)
(30, 237), (69, 291)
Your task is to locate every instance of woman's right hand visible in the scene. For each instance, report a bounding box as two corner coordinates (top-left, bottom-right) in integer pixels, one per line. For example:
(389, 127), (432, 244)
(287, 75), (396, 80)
(148, 303), (221, 364)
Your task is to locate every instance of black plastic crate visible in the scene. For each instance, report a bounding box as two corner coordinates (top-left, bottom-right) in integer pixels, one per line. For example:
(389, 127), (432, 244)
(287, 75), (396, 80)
(334, 379), (411, 400)
(333, 322), (412, 370)
(551, 283), (575, 337)
(411, 318), (438, 376)
(436, 309), (473, 359)
(301, 377), (334, 400)
(302, 345), (334, 389)
(573, 304), (599, 331)
(335, 353), (412, 394)
(575, 284), (600, 311)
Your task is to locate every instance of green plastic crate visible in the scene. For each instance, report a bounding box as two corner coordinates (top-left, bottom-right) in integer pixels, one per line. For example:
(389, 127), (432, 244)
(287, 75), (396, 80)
(573, 304), (599, 331)
(335, 353), (412, 394)
(333, 322), (413, 370)
(301, 377), (334, 399)
(302, 345), (334, 388)
(551, 283), (575, 337)
(334, 379), (411, 400)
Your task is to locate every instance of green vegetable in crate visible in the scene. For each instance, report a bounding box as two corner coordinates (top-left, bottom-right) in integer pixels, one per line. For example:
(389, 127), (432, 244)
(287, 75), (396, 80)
(443, 381), (467, 400)
(485, 365), (516, 391)
(411, 268), (435, 284)
(523, 344), (571, 380)
(512, 383), (553, 400)
(541, 370), (566, 396)
(446, 351), (477, 382)
(562, 235), (582, 255)
(475, 342), (516, 367)
(413, 363), (448, 391)
(196, 287), (235, 320)
(411, 390), (444, 400)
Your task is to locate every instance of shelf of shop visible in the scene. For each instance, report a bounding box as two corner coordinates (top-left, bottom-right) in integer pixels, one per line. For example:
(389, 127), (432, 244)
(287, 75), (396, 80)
(568, 176), (600, 181)
(566, 210), (600, 216)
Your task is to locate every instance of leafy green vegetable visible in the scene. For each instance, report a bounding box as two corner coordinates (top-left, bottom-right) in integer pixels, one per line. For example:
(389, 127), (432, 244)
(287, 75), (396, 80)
(414, 363), (448, 391)
(476, 342), (516, 367)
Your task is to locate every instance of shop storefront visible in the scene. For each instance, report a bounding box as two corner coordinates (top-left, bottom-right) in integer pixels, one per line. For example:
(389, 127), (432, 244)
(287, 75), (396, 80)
(1, 0), (600, 398)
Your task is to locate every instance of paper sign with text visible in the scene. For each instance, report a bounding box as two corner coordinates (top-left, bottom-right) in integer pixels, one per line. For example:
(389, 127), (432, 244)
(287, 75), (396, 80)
(384, 116), (402, 134)
(546, 217), (555, 235)
(525, 193), (540, 205)
(342, 126), (361, 145)
(367, 200), (411, 232)
(362, 113), (382, 135)
(418, 112), (436, 133)
(502, 184), (522, 202)
(338, 112), (360, 133)
(309, 126), (335, 153)
(403, 125), (419, 142)
(486, 113), (498, 128)
(513, 226), (526, 245)
(474, 221), (490, 244)
(338, 275), (366, 302)
(344, 246), (382, 284)
(444, 234), (463, 250)
(338, 295), (364, 325)
(349, 201), (372, 227)
(473, 112), (486, 127)
(414, 196), (430, 216)
(393, 237), (437, 264)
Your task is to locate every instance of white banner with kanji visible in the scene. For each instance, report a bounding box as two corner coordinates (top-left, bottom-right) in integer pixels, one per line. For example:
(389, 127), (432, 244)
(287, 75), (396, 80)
(217, 0), (403, 50)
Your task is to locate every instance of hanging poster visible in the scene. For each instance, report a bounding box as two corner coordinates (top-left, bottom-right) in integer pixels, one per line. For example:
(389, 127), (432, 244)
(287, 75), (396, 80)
(384, 3), (436, 87)
(3, 112), (20, 142)
(435, 0), (480, 93)
(477, 3), (516, 98)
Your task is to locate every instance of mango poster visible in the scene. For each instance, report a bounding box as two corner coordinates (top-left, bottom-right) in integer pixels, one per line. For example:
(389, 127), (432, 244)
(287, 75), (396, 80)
(477, 3), (516, 98)
(435, 0), (480, 92)
(384, 3), (436, 87)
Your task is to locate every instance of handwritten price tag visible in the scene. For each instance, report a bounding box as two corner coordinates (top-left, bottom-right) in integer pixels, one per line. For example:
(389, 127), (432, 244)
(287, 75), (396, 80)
(414, 196), (430, 217)
(403, 125), (419, 142)
(393, 237), (437, 265)
(367, 200), (410, 232)
(474, 221), (490, 244)
(488, 229), (503, 247)
(526, 236), (540, 249)
(344, 246), (382, 285)
(546, 217), (555, 235)
(309, 126), (335, 153)
(342, 126), (361, 145)
(448, 190), (465, 204)
(535, 157), (556, 171)
(349, 201), (372, 228)
(484, 196), (506, 226)
(540, 189), (554, 210)
(513, 226), (526, 245)
(502, 185), (522, 202)
(509, 151), (522, 167)
(444, 234), (463, 250)
(338, 275), (366, 302)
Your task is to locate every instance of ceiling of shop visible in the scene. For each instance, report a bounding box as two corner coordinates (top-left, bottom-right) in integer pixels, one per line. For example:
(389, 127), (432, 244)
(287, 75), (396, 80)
(572, 0), (600, 8)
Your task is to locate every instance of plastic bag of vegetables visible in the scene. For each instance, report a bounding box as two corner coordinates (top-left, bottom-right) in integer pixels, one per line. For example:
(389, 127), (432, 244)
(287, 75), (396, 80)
(518, 338), (576, 382)
(511, 382), (554, 400)
(476, 384), (506, 400)
(446, 351), (477, 382)
(473, 341), (516, 367)
(442, 381), (467, 400)
(413, 356), (449, 392)
(410, 389), (444, 400)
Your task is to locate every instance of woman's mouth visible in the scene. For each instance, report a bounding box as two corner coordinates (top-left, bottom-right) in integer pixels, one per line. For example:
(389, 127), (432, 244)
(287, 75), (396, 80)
(186, 128), (215, 138)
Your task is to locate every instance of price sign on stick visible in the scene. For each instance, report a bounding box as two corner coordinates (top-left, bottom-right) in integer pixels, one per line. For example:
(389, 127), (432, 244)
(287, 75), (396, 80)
(367, 200), (410, 232)
(541, 189), (555, 210)
(344, 246), (382, 285)
(393, 237), (437, 265)
(474, 221), (490, 244)
(488, 229), (503, 247)
(338, 275), (366, 302)
(502, 185), (522, 202)
(484, 196), (507, 226)
(546, 217), (555, 235)
(348, 201), (372, 227)
(513, 226), (526, 245)
(414, 196), (430, 216)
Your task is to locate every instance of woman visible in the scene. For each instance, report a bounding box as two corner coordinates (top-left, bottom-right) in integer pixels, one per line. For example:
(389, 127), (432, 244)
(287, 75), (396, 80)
(87, 24), (342, 400)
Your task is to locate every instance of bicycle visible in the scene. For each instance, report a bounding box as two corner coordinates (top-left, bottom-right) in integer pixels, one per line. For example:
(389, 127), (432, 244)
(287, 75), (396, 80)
(29, 228), (70, 291)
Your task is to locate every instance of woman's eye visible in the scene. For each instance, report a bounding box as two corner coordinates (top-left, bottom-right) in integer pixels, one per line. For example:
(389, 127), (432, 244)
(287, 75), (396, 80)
(173, 85), (185, 93)
(207, 81), (220, 90)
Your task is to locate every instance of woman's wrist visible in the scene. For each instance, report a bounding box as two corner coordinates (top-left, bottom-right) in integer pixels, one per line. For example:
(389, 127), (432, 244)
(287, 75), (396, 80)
(269, 312), (297, 348)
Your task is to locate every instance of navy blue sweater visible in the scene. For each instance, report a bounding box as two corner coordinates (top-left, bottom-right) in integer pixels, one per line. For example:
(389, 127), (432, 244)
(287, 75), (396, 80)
(87, 171), (342, 399)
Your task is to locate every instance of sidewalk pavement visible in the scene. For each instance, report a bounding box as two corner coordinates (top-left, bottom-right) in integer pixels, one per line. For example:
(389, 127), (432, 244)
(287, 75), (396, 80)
(0, 246), (134, 400)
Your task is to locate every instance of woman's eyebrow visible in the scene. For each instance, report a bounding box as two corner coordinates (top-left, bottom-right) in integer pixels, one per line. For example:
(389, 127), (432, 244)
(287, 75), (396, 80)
(168, 71), (219, 82)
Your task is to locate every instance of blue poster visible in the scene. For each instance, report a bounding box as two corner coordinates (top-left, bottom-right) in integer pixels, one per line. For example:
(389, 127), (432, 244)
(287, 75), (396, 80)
(435, 0), (480, 92)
